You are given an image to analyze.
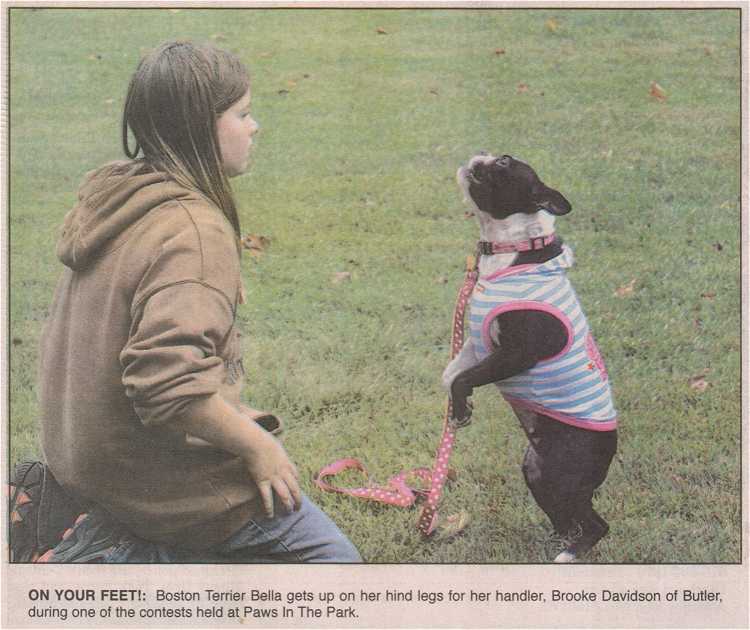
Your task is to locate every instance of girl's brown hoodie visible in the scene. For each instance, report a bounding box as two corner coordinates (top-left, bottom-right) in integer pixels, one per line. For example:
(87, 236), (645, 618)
(40, 161), (261, 550)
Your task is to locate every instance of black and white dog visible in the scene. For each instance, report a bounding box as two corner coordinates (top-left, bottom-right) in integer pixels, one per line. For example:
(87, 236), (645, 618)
(442, 153), (618, 562)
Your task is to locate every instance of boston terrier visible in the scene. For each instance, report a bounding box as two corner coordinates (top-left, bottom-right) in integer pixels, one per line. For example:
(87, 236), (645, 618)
(442, 153), (618, 563)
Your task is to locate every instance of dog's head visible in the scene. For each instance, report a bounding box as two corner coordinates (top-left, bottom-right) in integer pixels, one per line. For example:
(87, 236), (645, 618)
(457, 154), (571, 220)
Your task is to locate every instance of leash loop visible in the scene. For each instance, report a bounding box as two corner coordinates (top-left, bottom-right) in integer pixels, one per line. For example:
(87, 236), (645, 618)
(314, 254), (479, 538)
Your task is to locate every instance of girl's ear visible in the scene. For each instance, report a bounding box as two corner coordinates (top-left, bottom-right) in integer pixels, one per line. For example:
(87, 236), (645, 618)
(532, 183), (572, 215)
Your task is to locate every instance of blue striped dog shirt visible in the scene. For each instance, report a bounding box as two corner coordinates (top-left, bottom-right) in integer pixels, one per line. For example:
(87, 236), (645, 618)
(468, 246), (617, 431)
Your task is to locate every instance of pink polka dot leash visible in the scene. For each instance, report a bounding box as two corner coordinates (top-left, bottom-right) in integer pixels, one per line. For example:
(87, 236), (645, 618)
(314, 255), (479, 539)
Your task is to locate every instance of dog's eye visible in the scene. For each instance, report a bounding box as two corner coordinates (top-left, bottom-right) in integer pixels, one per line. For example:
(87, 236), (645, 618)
(470, 165), (485, 181)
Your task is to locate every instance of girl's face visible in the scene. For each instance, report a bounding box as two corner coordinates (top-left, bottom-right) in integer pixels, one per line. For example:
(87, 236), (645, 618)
(216, 89), (258, 177)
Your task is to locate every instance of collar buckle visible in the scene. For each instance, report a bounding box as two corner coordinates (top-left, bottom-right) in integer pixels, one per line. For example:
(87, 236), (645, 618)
(531, 236), (548, 250)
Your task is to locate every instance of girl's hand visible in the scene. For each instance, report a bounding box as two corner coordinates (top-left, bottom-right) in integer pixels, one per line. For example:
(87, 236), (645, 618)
(243, 430), (302, 518)
(176, 394), (302, 518)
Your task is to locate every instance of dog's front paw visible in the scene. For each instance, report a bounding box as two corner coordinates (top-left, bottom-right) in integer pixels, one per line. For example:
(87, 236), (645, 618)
(450, 378), (474, 427)
(451, 399), (473, 428)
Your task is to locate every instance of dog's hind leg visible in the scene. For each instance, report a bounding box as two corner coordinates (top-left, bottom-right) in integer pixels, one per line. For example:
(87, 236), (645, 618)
(513, 406), (618, 561)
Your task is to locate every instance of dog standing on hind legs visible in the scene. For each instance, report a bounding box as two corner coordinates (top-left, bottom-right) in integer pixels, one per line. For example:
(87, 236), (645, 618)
(442, 153), (618, 562)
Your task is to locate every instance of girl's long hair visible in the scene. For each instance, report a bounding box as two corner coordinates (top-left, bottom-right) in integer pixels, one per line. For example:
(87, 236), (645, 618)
(122, 41), (249, 246)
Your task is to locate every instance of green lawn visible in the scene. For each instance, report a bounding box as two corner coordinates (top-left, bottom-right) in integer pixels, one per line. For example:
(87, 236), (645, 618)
(7, 8), (743, 563)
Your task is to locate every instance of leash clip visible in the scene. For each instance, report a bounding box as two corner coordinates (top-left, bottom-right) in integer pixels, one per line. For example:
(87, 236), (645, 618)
(476, 241), (493, 256)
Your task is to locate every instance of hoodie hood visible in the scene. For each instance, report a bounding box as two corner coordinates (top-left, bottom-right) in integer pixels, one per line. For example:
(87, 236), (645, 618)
(57, 161), (195, 271)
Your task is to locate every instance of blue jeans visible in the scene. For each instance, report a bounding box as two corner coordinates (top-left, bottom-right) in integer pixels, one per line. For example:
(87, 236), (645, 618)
(44, 495), (361, 563)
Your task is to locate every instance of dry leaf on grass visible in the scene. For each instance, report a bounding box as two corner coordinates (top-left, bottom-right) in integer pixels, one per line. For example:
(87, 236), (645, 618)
(464, 211), (475, 219)
(332, 271), (353, 284)
(545, 19), (560, 32)
(494, 48), (506, 55)
(649, 81), (667, 102)
(688, 368), (710, 392)
(700, 291), (716, 300)
(614, 279), (636, 297)
(688, 375), (710, 392)
(517, 83), (530, 94)
(435, 509), (470, 539)
(241, 234), (270, 258)
(376, 27), (388, 34)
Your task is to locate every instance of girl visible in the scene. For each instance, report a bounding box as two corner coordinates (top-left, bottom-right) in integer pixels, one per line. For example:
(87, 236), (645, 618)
(35, 41), (360, 562)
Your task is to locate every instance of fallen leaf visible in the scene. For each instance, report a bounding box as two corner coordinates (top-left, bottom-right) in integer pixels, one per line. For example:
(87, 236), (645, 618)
(700, 291), (716, 299)
(332, 271), (352, 284)
(614, 279), (636, 297)
(545, 18), (560, 32)
(688, 374), (709, 392)
(286, 80), (297, 89)
(649, 81), (667, 102)
(435, 509), (470, 539)
(713, 242), (723, 252)
(376, 27), (388, 34)
(104, 98), (115, 105)
(429, 88), (439, 96)
(704, 45), (714, 56)
(517, 83), (530, 94)
(435, 276), (448, 285)
(259, 52), (273, 59)
(241, 234), (270, 258)
(464, 211), (475, 219)
(277, 89), (290, 96)
(494, 48), (506, 55)
(211, 33), (228, 42)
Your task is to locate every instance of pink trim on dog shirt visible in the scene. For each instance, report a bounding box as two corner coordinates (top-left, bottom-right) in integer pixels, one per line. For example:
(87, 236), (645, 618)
(481, 300), (574, 364)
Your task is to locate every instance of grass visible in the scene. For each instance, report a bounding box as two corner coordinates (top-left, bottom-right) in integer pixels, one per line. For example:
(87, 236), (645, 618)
(7, 8), (743, 563)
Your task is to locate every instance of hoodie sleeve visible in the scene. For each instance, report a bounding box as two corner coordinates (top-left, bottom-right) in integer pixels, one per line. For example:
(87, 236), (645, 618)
(120, 281), (235, 427)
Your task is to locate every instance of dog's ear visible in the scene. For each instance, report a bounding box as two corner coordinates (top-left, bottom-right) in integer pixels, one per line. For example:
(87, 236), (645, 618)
(532, 183), (572, 216)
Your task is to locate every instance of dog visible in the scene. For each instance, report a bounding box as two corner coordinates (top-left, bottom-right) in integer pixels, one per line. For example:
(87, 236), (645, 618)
(442, 153), (618, 562)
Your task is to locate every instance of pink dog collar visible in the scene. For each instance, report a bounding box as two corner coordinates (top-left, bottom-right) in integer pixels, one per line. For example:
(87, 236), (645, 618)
(477, 233), (556, 256)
